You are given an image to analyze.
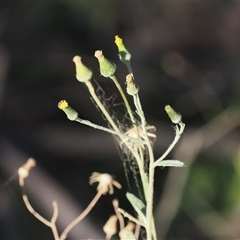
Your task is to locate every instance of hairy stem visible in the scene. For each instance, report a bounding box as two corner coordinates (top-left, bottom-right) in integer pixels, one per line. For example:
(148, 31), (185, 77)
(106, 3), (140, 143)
(125, 61), (133, 76)
(155, 122), (185, 165)
(75, 118), (145, 145)
(133, 94), (157, 240)
(109, 75), (146, 194)
(110, 75), (136, 126)
(85, 80), (120, 133)
(84, 80), (148, 198)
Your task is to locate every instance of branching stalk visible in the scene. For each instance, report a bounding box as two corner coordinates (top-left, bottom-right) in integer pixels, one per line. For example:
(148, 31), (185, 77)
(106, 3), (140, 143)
(59, 191), (103, 240)
(84, 80), (148, 199)
(154, 122), (185, 165)
(74, 117), (145, 145)
(21, 191), (60, 240)
(19, 37), (187, 240)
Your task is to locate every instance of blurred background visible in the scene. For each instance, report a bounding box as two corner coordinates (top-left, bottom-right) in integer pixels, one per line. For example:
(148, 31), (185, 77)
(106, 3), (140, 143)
(1, 1), (240, 239)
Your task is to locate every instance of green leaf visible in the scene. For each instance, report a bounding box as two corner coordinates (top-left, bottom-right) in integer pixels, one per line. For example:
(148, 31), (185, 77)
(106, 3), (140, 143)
(126, 192), (146, 225)
(154, 159), (185, 168)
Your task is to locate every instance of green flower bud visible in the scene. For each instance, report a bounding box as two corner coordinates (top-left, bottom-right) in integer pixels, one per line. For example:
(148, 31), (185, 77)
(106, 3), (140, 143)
(73, 56), (92, 83)
(165, 105), (182, 124)
(58, 100), (78, 121)
(94, 50), (116, 78)
(115, 35), (131, 63)
(126, 74), (139, 95)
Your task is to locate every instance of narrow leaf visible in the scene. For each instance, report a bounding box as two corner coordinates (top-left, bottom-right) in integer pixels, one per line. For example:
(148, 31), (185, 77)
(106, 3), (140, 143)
(126, 192), (146, 225)
(154, 160), (185, 168)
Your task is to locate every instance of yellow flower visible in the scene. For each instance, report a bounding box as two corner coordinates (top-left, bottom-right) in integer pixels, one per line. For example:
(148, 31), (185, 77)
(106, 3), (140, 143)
(58, 100), (78, 121)
(58, 100), (68, 110)
(114, 35), (131, 62)
(115, 35), (123, 48)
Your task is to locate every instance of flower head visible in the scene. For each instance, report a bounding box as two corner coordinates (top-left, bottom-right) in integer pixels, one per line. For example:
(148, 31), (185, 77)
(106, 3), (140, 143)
(58, 100), (68, 109)
(103, 215), (118, 240)
(119, 222), (135, 240)
(89, 172), (122, 195)
(94, 50), (116, 78)
(165, 105), (182, 124)
(18, 158), (36, 186)
(114, 35), (131, 62)
(73, 55), (92, 83)
(125, 74), (139, 96)
(58, 100), (78, 121)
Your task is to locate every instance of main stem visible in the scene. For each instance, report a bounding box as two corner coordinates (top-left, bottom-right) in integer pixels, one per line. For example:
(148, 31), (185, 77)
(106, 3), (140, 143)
(124, 60), (157, 239)
(109, 75), (147, 197)
(133, 94), (157, 240)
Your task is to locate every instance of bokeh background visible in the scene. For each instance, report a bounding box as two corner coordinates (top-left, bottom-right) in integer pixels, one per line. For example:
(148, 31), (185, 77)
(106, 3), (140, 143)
(1, 1), (240, 239)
